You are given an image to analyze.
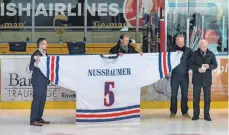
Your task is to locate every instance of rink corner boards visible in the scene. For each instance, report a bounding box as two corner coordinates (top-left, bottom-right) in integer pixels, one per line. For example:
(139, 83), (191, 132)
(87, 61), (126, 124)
(0, 101), (227, 109)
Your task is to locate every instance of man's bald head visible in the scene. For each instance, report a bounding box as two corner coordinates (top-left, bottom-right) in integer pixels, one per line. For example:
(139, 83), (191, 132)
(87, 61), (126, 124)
(199, 39), (209, 52)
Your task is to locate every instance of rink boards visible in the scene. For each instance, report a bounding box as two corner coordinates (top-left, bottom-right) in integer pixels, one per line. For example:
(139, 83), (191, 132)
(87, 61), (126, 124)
(0, 55), (227, 109)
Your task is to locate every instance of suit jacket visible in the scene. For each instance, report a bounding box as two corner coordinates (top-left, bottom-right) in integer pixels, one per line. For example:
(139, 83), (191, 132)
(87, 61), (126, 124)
(29, 49), (49, 85)
(190, 48), (218, 86)
(171, 46), (193, 76)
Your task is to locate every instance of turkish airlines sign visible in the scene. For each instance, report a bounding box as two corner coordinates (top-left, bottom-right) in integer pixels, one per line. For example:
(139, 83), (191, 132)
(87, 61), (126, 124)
(0, 0), (157, 27)
(0, 3), (119, 17)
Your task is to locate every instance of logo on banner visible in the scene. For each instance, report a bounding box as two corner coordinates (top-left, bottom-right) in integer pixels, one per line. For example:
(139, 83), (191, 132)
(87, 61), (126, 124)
(123, 0), (154, 27)
(1, 58), (76, 101)
(26, 64), (32, 75)
(53, 15), (68, 38)
(62, 93), (76, 99)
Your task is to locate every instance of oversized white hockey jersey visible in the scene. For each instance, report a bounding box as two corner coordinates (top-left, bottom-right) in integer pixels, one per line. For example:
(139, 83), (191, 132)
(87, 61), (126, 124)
(37, 52), (182, 123)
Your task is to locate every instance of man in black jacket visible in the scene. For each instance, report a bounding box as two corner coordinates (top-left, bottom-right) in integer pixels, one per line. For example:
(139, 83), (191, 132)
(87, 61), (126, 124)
(190, 39), (217, 121)
(109, 34), (142, 55)
(29, 38), (50, 126)
(170, 35), (193, 118)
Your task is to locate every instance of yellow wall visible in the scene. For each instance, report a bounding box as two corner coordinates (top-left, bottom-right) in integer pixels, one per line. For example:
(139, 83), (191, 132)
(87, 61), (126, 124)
(0, 43), (139, 55)
(0, 101), (227, 109)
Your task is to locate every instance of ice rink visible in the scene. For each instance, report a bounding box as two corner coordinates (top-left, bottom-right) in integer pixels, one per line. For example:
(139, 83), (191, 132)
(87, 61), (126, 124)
(0, 109), (227, 135)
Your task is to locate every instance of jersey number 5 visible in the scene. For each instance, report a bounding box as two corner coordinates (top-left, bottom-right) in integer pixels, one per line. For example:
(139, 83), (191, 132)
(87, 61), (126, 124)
(104, 82), (115, 107)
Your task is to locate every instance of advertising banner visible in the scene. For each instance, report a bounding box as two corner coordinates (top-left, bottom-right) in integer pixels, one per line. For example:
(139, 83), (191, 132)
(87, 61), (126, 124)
(1, 58), (75, 101)
(0, 59), (2, 102)
(141, 56), (228, 101)
(0, 0), (157, 27)
(0, 56), (227, 102)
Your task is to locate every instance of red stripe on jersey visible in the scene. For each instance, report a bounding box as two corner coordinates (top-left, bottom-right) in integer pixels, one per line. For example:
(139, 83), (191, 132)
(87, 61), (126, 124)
(76, 109), (140, 118)
(163, 52), (168, 76)
(50, 56), (55, 82)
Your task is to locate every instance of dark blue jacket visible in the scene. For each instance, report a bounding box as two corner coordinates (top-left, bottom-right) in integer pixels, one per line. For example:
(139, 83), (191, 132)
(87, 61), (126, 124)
(29, 50), (49, 85)
(172, 46), (193, 76)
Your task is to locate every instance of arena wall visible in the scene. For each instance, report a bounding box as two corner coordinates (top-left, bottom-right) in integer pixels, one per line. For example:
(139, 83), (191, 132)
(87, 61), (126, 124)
(0, 50), (227, 109)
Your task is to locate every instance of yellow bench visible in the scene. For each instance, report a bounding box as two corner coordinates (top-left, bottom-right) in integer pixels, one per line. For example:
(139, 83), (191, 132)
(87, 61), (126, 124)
(0, 43), (138, 55)
(0, 43), (69, 54)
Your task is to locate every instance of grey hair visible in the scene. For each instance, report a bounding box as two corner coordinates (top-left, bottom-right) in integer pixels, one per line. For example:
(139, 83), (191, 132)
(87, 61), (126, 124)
(199, 39), (209, 45)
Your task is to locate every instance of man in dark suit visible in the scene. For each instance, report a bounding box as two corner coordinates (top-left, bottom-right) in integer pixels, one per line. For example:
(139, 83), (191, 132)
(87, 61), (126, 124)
(190, 39), (217, 121)
(109, 34), (143, 56)
(29, 38), (50, 126)
(170, 35), (193, 118)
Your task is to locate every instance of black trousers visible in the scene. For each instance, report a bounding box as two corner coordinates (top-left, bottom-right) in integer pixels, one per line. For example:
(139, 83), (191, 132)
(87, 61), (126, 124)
(30, 82), (47, 123)
(193, 85), (211, 117)
(170, 73), (189, 114)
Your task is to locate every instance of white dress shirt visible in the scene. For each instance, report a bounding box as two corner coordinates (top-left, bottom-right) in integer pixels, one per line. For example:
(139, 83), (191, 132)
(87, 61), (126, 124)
(34, 49), (46, 67)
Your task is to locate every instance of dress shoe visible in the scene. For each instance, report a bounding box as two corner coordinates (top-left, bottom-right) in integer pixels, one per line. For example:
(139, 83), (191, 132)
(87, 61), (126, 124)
(182, 113), (191, 118)
(192, 116), (199, 120)
(170, 113), (176, 118)
(204, 117), (212, 121)
(38, 119), (50, 124)
(30, 121), (43, 126)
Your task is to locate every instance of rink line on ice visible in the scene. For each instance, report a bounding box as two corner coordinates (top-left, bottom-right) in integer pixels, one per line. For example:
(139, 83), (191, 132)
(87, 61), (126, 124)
(0, 101), (227, 109)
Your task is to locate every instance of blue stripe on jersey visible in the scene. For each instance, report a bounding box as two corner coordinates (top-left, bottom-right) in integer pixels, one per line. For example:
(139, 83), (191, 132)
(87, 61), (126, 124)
(55, 56), (60, 85)
(76, 115), (140, 122)
(76, 105), (140, 113)
(158, 53), (163, 79)
(167, 52), (172, 72)
(47, 56), (50, 80)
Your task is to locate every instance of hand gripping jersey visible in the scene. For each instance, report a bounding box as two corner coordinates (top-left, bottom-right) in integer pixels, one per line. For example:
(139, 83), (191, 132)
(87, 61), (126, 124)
(37, 52), (182, 123)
